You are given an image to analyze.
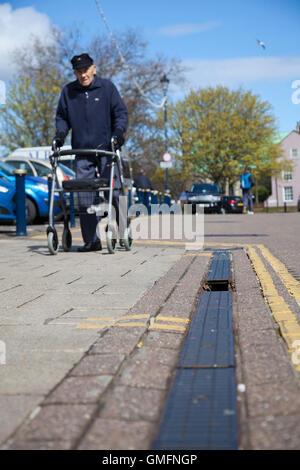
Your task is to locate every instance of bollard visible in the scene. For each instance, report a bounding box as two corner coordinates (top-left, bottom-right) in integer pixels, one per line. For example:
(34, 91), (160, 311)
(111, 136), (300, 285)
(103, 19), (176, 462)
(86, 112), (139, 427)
(145, 189), (150, 214)
(47, 174), (54, 226)
(14, 169), (27, 236)
(284, 202), (287, 213)
(151, 190), (158, 206)
(69, 192), (75, 228)
(164, 193), (171, 207)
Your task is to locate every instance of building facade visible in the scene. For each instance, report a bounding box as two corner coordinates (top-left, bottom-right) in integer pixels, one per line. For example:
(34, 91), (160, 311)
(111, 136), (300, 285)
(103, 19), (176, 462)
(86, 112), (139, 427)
(265, 124), (300, 208)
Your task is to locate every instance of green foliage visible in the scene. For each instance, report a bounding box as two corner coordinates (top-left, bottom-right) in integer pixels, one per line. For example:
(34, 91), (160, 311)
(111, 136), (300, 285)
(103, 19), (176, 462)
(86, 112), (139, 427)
(0, 69), (63, 150)
(151, 167), (187, 199)
(167, 86), (287, 187)
(256, 185), (271, 203)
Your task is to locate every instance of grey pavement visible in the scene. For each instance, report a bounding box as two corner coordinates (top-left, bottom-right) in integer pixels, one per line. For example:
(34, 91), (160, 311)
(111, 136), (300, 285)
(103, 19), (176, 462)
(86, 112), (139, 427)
(0, 212), (300, 450)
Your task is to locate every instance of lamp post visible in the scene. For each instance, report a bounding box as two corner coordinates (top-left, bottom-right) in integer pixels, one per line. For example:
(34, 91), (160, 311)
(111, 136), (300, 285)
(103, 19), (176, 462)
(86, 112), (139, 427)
(160, 73), (170, 193)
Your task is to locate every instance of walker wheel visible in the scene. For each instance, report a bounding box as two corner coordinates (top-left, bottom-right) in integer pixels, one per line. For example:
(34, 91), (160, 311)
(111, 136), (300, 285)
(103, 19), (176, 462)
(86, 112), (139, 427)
(123, 226), (133, 251)
(106, 225), (116, 254)
(62, 229), (72, 252)
(47, 227), (59, 255)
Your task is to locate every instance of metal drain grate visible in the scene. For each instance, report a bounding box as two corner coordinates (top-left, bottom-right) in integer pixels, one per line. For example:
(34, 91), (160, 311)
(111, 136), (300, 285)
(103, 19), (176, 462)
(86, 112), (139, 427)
(206, 251), (232, 282)
(179, 292), (234, 368)
(153, 252), (238, 450)
(152, 367), (238, 450)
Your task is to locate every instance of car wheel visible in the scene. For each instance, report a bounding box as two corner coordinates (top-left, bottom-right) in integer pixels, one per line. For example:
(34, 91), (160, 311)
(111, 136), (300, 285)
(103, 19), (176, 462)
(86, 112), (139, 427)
(26, 197), (37, 224)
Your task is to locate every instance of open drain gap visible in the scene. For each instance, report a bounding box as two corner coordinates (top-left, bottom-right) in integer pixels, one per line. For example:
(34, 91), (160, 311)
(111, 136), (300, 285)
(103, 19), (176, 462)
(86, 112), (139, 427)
(201, 250), (233, 292)
(203, 280), (231, 291)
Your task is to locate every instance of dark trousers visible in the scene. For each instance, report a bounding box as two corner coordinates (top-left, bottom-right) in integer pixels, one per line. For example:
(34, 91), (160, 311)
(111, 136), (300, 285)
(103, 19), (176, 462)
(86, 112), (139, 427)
(76, 156), (126, 243)
(242, 188), (253, 211)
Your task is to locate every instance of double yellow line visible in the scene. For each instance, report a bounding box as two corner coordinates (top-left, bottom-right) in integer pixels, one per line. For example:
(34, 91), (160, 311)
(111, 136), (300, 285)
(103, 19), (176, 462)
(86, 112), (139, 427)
(247, 245), (300, 371)
(76, 313), (189, 333)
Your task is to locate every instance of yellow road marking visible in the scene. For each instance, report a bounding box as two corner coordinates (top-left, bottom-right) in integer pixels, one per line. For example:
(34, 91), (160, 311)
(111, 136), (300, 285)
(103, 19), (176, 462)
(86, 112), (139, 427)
(76, 323), (109, 329)
(247, 246), (300, 371)
(112, 321), (148, 327)
(257, 244), (300, 305)
(77, 313), (189, 331)
(156, 316), (189, 323)
(149, 323), (187, 332)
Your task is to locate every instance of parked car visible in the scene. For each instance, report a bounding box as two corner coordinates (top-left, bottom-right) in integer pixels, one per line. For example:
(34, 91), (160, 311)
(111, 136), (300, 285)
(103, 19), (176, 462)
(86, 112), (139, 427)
(0, 176), (16, 221)
(298, 195), (300, 212)
(3, 156), (75, 185)
(58, 155), (76, 173)
(220, 195), (244, 214)
(186, 183), (222, 213)
(0, 161), (62, 224)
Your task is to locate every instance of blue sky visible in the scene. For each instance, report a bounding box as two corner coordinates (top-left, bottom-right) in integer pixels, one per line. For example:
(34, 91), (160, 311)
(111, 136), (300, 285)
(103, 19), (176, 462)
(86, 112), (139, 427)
(1, 0), (300, 133)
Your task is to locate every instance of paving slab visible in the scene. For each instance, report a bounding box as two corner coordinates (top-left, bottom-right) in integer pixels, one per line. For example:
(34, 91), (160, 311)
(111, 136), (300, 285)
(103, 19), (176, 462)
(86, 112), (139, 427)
(0, 229), (190, 447)
(2, 212), (300, 450)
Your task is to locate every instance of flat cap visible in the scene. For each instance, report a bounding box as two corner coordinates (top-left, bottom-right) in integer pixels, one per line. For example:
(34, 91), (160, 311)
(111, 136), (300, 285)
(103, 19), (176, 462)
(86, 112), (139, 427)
(71, 53), (94, 70)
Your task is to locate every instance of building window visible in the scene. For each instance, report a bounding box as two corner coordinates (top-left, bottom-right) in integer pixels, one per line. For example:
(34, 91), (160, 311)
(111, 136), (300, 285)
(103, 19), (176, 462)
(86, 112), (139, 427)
(283, 186), (293, 202)
(282, 170), (293, 181)
(291, 148), (299, 158)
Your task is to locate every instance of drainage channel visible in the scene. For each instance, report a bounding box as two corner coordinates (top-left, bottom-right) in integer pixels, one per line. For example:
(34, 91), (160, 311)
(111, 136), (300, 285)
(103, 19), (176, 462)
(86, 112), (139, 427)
(152, 251), (238, 450)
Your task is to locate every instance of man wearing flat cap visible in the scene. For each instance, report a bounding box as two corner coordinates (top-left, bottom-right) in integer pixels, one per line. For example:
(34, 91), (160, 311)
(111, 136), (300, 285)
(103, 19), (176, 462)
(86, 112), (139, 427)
(53, 53), (128, 252)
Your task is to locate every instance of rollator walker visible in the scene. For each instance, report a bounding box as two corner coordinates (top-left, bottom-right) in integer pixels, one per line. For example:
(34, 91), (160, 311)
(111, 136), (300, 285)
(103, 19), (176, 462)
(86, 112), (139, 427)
(46, 139), (133, 255)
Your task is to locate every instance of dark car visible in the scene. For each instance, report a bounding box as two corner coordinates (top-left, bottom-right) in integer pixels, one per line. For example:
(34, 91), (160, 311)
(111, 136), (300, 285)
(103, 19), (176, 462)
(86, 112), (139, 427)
(298, 195), (300, 212)
(220, 195), (244, 214)
(186, 183), (222, 213)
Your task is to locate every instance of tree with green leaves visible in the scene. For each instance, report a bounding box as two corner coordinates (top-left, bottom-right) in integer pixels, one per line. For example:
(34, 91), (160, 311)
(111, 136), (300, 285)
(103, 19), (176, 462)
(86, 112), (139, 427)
(0, 69), (63, 150)
(167, 86), (288, 190)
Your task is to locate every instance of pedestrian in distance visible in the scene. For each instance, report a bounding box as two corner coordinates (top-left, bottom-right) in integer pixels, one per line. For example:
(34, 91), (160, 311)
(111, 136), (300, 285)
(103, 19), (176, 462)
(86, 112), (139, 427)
(52, 53), (128, 252)
(133, 169), (154, 190)
(133, 169), (154, 206)
(240, 166), (255, 214)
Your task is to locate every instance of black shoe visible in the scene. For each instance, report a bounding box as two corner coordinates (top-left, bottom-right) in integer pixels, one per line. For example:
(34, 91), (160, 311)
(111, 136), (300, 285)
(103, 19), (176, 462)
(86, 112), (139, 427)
(77, 241), (102, 252)
(119, 239), (125, 247)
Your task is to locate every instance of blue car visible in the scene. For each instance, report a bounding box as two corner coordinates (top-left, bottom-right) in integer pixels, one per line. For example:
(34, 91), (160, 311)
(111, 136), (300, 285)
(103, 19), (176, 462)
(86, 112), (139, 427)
(0, 176), (16, 221)
(0, 161), (62, 224)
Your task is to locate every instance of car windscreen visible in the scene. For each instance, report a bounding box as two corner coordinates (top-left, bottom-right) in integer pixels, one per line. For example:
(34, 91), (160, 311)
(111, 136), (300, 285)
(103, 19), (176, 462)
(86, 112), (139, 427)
(8, 160), (35, 176)
(190, 184), (220, 193)
(0, 161), (16, 176)
(31, 161), (52, 177)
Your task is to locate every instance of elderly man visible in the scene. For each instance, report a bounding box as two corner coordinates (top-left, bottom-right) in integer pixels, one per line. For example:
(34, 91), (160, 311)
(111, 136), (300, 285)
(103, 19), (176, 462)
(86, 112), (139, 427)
(53, 53), (128, 251)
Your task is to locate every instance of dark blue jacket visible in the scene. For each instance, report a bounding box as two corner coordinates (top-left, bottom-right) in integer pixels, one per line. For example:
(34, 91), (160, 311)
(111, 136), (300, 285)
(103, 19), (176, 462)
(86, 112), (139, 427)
(55, 75), (128, 150)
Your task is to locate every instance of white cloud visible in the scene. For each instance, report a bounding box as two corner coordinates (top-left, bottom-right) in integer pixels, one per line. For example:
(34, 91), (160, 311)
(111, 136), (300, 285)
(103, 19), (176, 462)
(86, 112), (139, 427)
(181, 56), (300, 89)
(0, 3), (53, 80)
(158, 21), (221, 37)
